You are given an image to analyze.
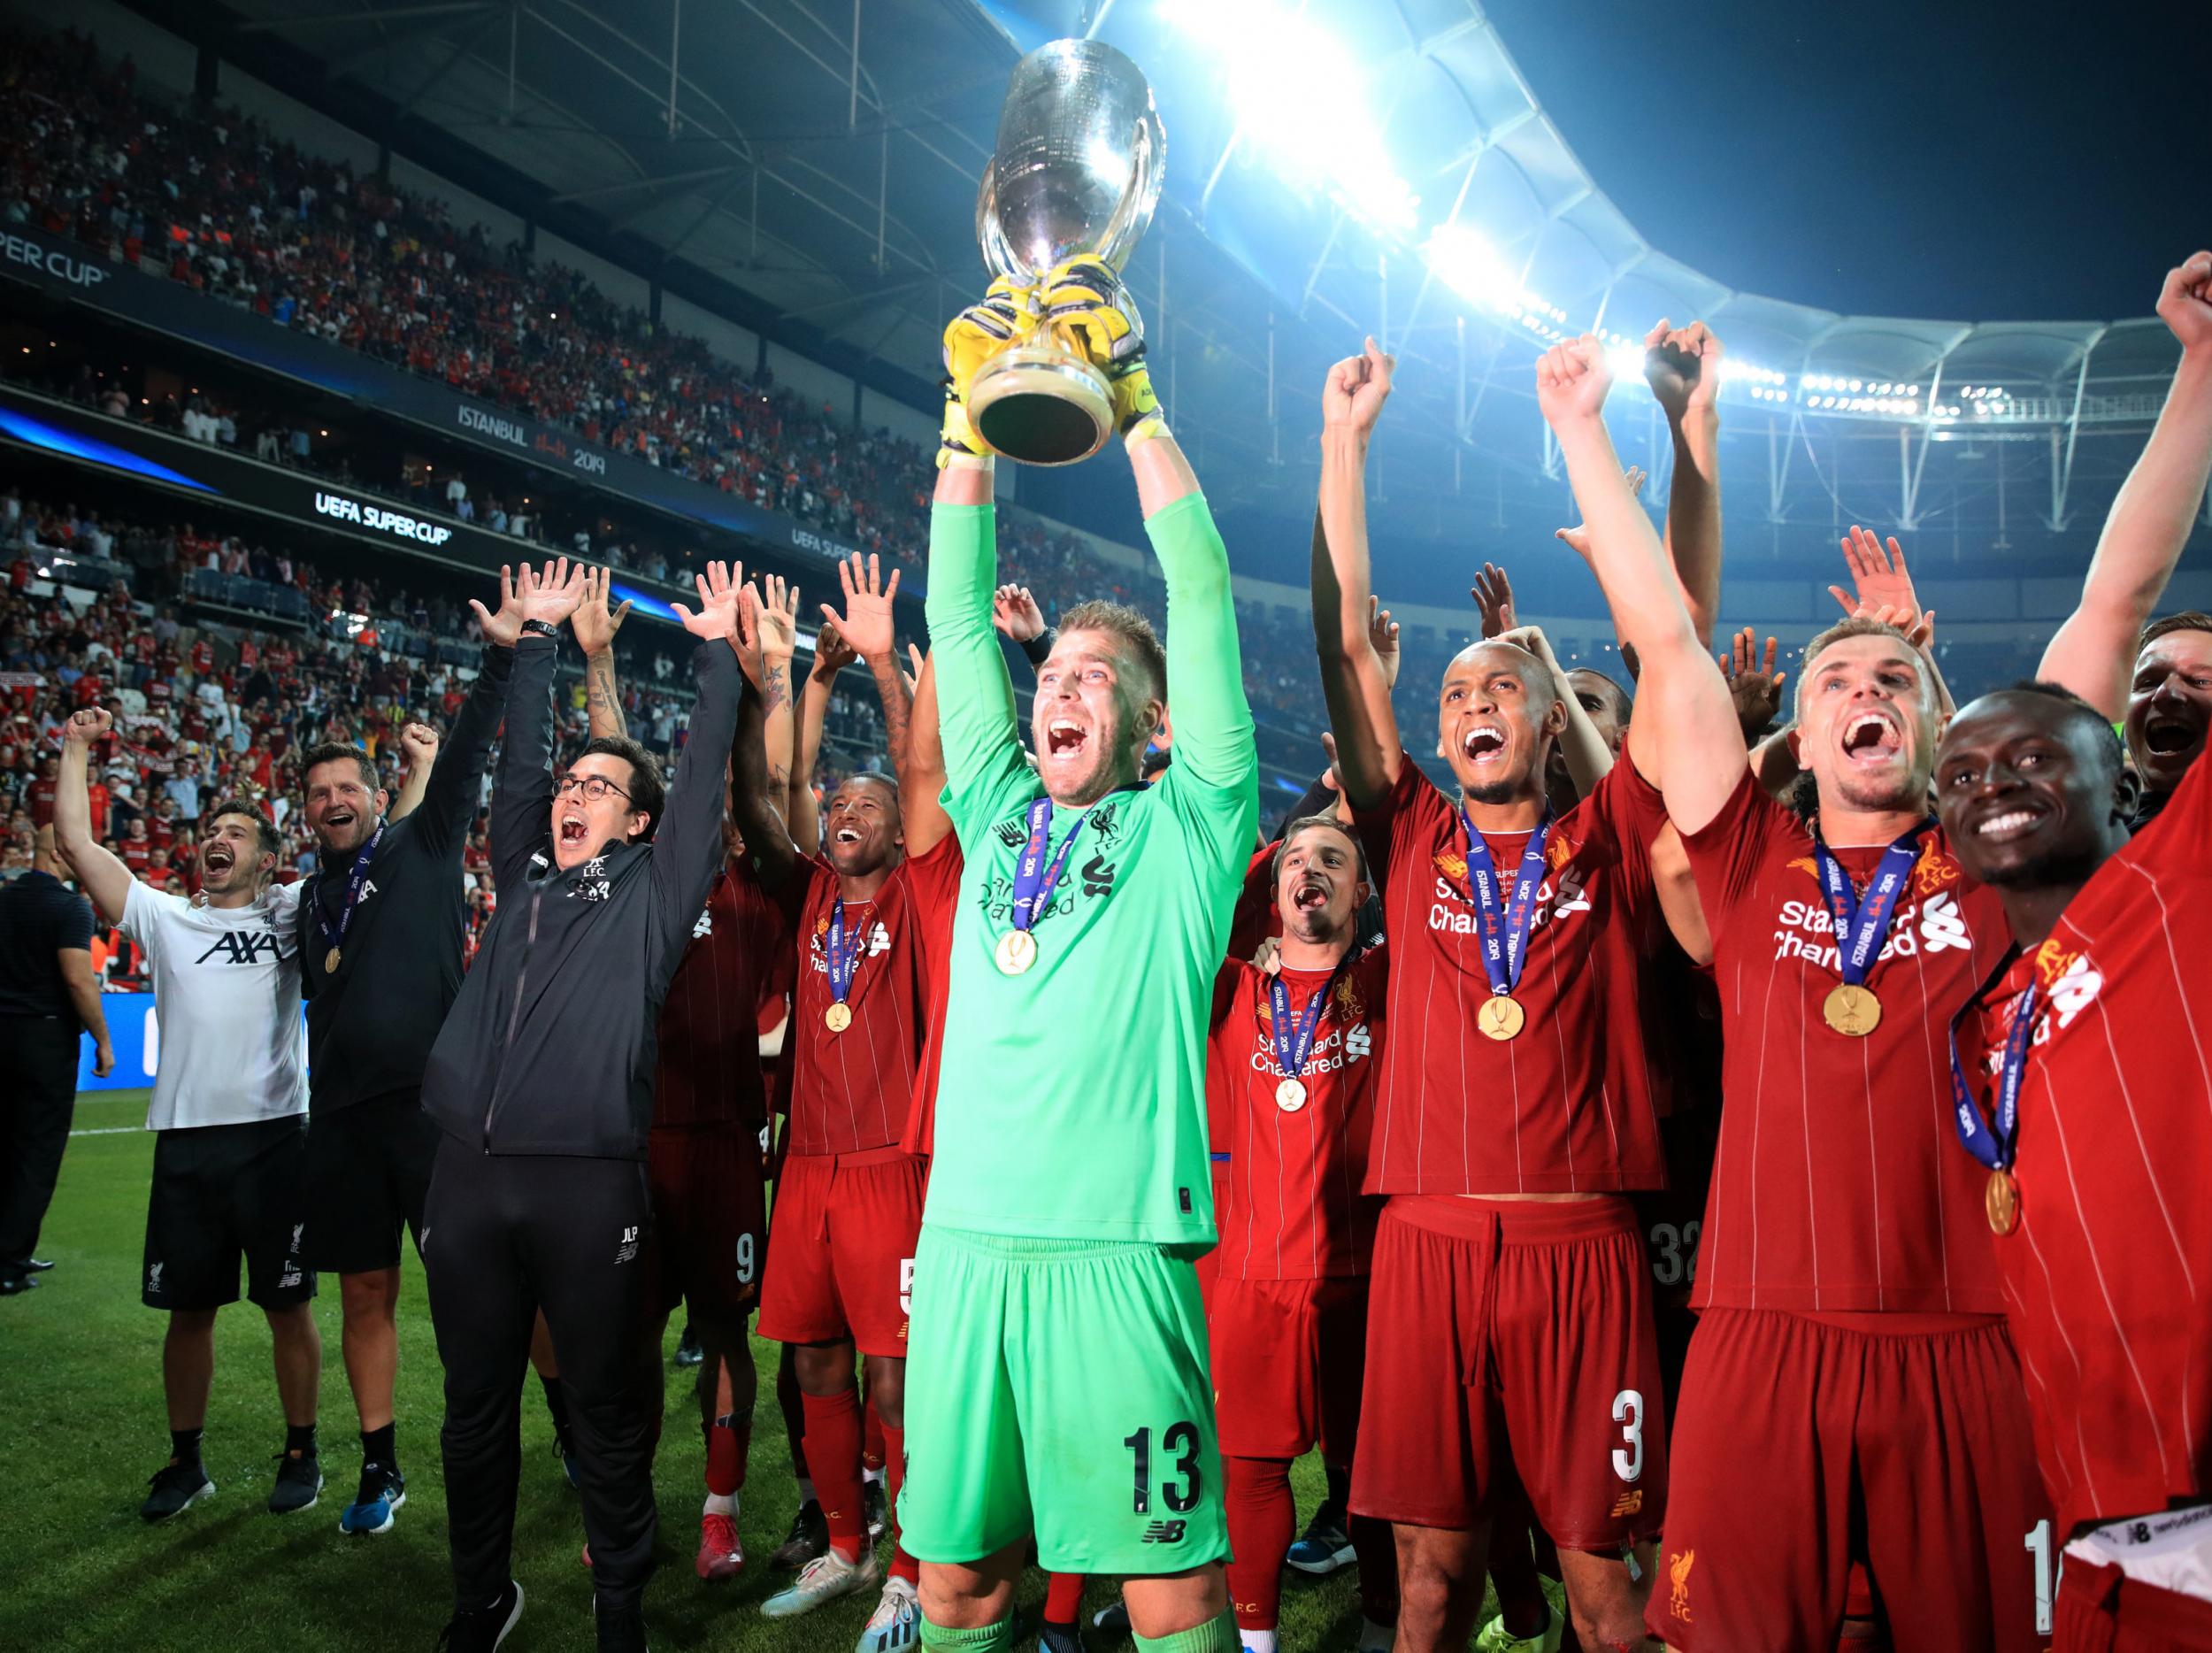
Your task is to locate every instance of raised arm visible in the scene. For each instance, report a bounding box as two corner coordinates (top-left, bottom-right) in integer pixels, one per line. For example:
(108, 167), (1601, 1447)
(992, 584), (1052, 677)
(792, 622), (856, 854)
(730, 670), (799, 896)
(1135, 433), (1254, 793)
(899, 645), (953, 856)
(389, 722), (437, 824)
(732, 573), (797, 827)
(1311, 339), (1406, 811)
(1537, 336), (1745, 834)
(2038, 251), (2212, 717)
(649, 565), (751, 969)
(926, 454), (1023, 801)
(572, 565), (633, 741)
(54, 709), (134, 924)
(1502, 624), (1614, 799)
(1644, 319), (1724, 649)
(821, 553), (912, 780)
(1826, 527), (1955, 718)
(484, 560), (582, 895)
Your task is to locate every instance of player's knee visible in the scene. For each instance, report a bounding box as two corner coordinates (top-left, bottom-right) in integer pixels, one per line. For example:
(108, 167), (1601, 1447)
(1393, 1552), (1464, 1627)
(792, 1339), (856, 1395)
(866, 1357), (905, 1426)
(338, 1267), (398, 1319)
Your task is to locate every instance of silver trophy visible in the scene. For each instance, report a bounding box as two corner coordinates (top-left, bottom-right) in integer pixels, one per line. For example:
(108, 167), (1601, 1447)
(968, 39), (1166, 466)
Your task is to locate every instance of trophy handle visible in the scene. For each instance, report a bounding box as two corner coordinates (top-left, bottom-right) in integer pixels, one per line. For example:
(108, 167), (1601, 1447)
(1091, 114), (1159, 277)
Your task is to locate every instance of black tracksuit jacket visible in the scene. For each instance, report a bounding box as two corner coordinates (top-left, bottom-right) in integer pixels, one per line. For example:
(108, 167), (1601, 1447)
(419, 633), (741, 1159)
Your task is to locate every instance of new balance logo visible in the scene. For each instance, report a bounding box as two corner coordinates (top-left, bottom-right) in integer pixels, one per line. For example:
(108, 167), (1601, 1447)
(614, 1225), (640, 1265)
(1141, 1520), (1187, 1545)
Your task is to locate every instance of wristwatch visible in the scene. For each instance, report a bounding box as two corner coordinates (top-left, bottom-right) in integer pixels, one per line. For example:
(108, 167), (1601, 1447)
(519, 619), (561, 640)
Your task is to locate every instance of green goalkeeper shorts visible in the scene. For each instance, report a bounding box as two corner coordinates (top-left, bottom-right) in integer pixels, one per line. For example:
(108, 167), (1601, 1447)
(896, 1224), (1229, 1575)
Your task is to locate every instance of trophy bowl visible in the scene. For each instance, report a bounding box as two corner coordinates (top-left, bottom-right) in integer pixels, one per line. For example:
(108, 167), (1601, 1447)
(968, 39), (1166, 466)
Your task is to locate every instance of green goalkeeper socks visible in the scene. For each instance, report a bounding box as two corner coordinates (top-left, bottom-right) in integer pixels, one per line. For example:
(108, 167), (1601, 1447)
(1133, 1610), (1241, 1653)
(919, 1616), (1015, 1653)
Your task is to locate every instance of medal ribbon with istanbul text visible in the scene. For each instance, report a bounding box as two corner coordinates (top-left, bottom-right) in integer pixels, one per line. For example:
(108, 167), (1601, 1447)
(1811, 822), (1930, 1036)
(1455, 806), (1554, 1041)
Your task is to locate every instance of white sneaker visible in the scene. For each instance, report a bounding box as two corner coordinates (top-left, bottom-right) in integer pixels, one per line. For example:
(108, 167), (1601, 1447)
(761, 1545), (881, 1619)
(854, 1576), (921, 1652)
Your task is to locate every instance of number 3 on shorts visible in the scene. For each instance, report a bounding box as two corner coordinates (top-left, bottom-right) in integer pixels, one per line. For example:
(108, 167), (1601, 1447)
(1611, 1389), (1644, 1482)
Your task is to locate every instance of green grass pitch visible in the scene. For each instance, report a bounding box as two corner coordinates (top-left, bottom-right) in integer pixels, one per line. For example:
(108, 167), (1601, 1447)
(0, 1090), (1386, 1652)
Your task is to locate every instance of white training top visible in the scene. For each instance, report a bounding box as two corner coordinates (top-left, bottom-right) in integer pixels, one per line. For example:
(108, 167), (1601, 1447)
(120, 880), (307, 1132)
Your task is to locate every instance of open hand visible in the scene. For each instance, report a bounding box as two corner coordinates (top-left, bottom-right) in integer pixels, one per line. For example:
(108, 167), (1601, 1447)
(673, 561), (744, 650)
(822, 553), (899, 661)
(1719, 627), (1787, 738)
(467, 565), (526, 648)
(1829, 527), (1924, 629)
(572, 565), (632, 656)
(518, 558), (587, 627)
(1471, 562), (1517, 638)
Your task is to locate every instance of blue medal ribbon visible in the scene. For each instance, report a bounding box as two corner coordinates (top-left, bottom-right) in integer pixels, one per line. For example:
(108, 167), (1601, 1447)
(1456, 808), (1555, 998)
(1812, 822), (1930, 987)
(1948, 970), (2038, 1173)
(1267, 966), (1343, 1087)
(826, 896), (860, 1009)
(1010, 795), (1087, 938)
(315, 819), (384, 962)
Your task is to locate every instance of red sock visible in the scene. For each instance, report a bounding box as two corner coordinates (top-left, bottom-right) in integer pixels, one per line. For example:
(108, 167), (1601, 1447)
(798, 1388), (865, 1562)
(704, 1411), (749, 1497)
(1044, 1573), (1086, 1625)
(1225, 1455), (1296, 1632)
(863, 1397), (887, 1474)
(880, 1422), (918, 1583)
(1350, 1513), (1399, 1626)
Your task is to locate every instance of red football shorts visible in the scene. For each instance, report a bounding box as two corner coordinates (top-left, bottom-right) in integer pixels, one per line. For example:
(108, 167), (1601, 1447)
(757, 1148), (924, 1358)
(1208, 1274), (1369, 1464)
(1350, 1195), (1665, 1549)
(2055, 1557), (2212, 1652)
(645, 1123), (766, 1326)
(1650, 1308), (2050, 1652)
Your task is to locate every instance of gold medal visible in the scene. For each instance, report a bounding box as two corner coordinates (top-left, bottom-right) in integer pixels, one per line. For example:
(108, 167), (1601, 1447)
(994, 931), (1038, 976)
(1275, 1078), (1308, 1111)
(1985, 1168), (2020, 1236)
(324, 947), (342, 975)
(1822, 982), (1882, 1037)
(824, 1003), (853, 1034)
(1479, 994), (1525, 1041)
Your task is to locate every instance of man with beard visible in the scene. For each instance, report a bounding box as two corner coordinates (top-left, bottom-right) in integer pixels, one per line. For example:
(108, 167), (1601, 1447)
(1538, 285), (2203, 1648)
(296, 576), (521, 1540)
(902, 260), (1256, 1653)
(54, 708), (322, 1523)
(735, 551), (960, 1653)
(1316, 339), (1670, 1653)
(1938, 685), (2212, 1649)
(2039, 250), (2212, 830)
(419, 559), (748, 1653)
(1206, 816), (1395, 1653)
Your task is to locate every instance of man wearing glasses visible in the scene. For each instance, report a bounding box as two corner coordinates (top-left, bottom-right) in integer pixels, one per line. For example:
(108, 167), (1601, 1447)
(418, 558), (752, 1653)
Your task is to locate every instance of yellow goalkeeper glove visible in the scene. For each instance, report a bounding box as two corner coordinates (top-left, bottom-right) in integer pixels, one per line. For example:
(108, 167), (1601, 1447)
(1040, 257), (1164, 442)
(940, 275), (1033, 465)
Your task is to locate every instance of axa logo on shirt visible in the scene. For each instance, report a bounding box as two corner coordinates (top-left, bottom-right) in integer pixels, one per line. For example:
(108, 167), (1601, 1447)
(194, 930), (288, 966)
(1770, 888), (1970, 969)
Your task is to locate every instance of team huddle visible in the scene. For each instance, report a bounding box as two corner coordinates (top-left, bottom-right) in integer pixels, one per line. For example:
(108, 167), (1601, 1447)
(44, 242), (2212, 1653)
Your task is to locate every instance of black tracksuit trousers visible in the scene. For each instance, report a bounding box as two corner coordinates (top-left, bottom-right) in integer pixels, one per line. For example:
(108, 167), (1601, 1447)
(423, 1133), (657, 1612)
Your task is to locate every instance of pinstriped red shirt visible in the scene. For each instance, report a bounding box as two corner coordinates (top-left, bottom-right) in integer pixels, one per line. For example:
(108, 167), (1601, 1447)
(1961, 755), (2212, 1537)
(653, 859), (786, 1130)
(1352, 759), (1667, 1195)
(1679, 767), (2014, 1314)
(1207, 950), (1388, 1280)
(782, 836), (962, 1158)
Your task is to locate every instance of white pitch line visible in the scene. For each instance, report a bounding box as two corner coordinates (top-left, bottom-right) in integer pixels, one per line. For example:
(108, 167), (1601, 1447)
(68, 1126), (142, 1137)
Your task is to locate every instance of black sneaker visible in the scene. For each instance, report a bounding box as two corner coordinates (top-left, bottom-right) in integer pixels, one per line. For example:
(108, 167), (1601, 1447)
(1038, 1621), (1087, 1653)
(267, 1449), (324, 1514)
(672, 1325), (703, 1369)
(140, 1457), (214, 1522)
(436, 1580), (524, 1651)
(1285, 1498), (1356, 1576)
(864, 1478), (888, 1542)
(594, 1595), (649, 1652)
(770, 1498), (828, 1570)
(341, 1462), (408, 1535)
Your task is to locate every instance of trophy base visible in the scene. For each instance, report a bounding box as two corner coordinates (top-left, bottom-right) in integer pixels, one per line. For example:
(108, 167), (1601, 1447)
(969, 345), (1114, 466)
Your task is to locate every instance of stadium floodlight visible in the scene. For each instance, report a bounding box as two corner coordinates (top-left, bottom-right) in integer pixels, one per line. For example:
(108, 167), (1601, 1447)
(1422, 222), (1536, 314)
(1166, 0), (1419, 233)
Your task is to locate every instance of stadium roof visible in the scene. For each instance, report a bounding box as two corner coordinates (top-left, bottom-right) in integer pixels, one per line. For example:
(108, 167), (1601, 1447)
(166, 0), (2193, 531)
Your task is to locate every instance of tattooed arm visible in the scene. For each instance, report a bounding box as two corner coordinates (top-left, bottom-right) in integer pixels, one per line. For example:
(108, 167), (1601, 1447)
(573, 566), (633, 740)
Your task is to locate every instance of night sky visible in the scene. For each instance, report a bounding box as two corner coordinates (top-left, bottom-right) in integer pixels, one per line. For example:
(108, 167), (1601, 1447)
(1482, 0), (2200, 323)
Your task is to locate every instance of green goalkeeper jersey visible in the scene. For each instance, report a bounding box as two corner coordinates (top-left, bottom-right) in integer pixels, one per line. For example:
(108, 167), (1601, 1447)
(923, 496), (1258, 1244)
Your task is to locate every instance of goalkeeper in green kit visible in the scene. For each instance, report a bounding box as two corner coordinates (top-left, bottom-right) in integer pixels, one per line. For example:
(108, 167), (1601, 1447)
(902, 259), (1257, 1653)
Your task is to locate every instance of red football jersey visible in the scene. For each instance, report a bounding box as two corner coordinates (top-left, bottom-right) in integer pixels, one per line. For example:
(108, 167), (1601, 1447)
(1961, 755), (2212, 1537)
(653, 858), (787, 1131)
(1678, 767), (2013, 1314)
(1352, 758), (1666, 1195)
(1208, 949), (1388, 1280)
(782, 835), (962, 1157)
